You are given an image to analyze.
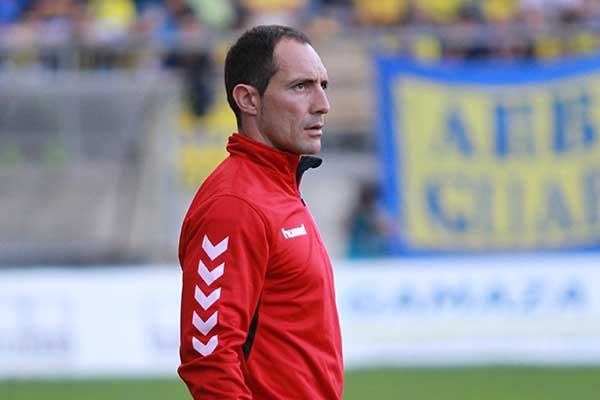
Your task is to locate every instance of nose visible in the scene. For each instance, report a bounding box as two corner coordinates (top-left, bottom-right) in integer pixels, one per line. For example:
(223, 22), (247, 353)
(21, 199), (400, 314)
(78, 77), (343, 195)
(311, 85), (330, 115)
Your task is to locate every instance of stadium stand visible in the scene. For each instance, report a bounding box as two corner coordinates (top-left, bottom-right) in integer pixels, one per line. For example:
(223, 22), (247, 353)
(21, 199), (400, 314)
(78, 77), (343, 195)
(2, 0), (600, 264)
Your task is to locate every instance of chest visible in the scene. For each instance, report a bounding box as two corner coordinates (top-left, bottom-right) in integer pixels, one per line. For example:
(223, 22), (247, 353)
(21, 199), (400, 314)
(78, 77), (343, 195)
(263, 202), (332, 295)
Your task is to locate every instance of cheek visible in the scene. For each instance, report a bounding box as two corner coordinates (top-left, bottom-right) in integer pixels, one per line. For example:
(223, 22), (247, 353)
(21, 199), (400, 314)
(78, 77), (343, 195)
(283, 102), (307, 128)
(263, 94), (307, 134)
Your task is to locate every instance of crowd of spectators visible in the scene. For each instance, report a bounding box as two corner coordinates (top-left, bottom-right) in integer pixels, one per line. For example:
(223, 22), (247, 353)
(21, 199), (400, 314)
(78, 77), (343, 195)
(1, 1), (600, 115)
(347, 0), (600, 61)
(0, 1), (600, 65)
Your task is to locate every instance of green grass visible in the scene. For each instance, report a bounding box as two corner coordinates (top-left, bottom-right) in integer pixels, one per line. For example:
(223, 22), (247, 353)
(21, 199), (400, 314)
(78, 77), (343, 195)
(1, 367), (599, 399)
(0, 377), (191, 400)
(343, 367), (600, 400)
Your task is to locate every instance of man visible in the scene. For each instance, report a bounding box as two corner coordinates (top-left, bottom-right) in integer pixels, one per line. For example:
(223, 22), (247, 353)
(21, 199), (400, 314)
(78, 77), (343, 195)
(177, 25), (344, 399)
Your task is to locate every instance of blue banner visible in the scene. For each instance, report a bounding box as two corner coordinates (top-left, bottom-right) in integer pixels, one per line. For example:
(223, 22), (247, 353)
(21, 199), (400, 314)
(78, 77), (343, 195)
(376, 56), (600, 253)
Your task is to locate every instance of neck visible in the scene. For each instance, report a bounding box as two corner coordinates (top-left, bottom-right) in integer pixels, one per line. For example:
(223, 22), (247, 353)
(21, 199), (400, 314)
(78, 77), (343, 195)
(238, 119), (276, 150)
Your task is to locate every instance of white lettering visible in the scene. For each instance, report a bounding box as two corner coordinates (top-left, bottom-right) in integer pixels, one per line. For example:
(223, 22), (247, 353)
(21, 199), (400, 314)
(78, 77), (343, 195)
(281, 224), (307, 239)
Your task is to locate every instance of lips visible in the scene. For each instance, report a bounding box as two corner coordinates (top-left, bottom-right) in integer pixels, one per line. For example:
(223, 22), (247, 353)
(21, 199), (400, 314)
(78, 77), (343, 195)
(305, 123), (324, 130)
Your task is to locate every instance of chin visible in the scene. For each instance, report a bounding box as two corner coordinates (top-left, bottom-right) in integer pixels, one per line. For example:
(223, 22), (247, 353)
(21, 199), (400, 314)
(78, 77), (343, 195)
(302, 140), (321, 155)
(284, 136), (322, 155)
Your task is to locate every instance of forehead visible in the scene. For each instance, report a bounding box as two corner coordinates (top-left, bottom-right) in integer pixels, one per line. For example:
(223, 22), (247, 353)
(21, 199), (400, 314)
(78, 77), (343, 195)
(272, 39), (327, 81)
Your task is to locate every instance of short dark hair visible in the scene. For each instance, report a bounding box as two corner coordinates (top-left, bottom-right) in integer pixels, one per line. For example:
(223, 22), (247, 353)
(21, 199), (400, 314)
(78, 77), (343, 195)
(224, 25), (311, 124)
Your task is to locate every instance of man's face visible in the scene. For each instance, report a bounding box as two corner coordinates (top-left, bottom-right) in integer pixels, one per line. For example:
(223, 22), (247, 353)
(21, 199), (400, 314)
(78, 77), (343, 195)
(257, 39), (330, 155)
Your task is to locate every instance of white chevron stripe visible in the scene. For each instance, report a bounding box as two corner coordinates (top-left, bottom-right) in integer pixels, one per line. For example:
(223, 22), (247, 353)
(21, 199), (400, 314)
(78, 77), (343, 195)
(192, 335), (218, 356)
(198, 260), (224, 286)
(195, 286), (221, 310)
(192, 311), (218, 336)
(202, 235), (229, 261)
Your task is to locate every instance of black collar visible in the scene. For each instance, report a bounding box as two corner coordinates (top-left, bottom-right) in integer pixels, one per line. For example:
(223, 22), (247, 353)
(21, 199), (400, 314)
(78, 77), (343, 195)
(296, 156), (322, 188)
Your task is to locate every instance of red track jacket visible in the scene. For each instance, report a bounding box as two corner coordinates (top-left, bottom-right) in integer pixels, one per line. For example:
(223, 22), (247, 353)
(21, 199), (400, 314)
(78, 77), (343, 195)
(178, 133), (344, 399)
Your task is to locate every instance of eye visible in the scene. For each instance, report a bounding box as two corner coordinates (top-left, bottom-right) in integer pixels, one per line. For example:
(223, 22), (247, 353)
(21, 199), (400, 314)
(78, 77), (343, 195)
(294, 82), (306, 90)
(321, 81), (328, 90)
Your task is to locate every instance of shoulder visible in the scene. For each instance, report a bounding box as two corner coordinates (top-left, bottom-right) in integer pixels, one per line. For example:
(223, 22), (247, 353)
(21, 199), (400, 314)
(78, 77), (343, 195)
(179, 193), (273, 261)
(186, 193), (268, 230)
(199, 155), (259, 194)
(197, 155), (281, 210)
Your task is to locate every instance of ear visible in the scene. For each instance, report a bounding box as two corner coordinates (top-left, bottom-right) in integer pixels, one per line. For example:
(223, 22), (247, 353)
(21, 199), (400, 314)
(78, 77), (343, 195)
(232, 84), (260, 117)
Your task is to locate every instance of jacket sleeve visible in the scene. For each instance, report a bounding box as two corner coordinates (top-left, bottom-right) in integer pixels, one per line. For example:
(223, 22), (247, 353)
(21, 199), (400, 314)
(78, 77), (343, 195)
(178, 195), (270, 399)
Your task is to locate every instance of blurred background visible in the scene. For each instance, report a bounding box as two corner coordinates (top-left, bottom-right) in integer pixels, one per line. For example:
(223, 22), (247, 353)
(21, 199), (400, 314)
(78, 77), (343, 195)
(1, 0), (600, 399)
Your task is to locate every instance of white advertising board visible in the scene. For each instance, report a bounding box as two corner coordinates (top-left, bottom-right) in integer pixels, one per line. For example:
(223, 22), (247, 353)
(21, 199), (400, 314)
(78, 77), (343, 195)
(336, 255), (600, 367)
(0, 267), (181, 378)
(1, 255), (600, 378)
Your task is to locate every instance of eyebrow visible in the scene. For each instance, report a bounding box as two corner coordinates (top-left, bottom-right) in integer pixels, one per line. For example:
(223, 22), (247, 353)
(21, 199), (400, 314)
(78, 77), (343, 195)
(288, 77), (329, 88)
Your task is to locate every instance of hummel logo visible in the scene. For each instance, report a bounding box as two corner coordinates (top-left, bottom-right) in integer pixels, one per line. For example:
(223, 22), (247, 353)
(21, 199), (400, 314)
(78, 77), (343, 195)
(281, 224), (307, 239)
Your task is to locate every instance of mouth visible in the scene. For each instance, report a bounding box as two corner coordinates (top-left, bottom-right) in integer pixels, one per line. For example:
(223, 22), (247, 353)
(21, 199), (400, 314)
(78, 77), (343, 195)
(305, 124), (324, 135)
